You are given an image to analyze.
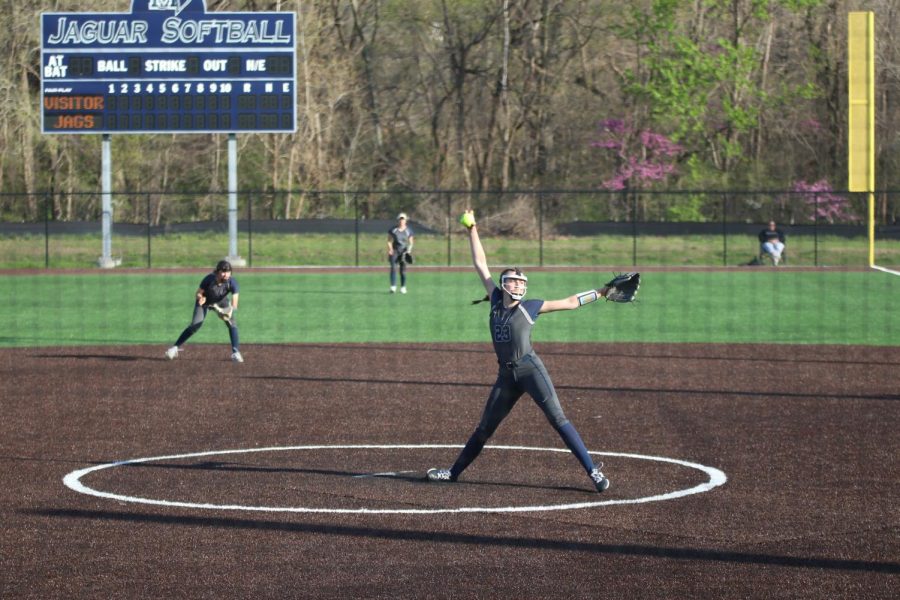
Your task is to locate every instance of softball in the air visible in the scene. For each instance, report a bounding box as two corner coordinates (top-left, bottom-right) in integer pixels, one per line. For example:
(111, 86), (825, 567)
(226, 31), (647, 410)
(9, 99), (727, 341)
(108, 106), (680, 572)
(459, 211), (476, 228)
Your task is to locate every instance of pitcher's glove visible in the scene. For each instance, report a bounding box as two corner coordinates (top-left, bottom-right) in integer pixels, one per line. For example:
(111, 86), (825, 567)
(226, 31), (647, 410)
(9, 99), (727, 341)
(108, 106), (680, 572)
(603, 272), (640, 303)
(403, 252), (414, 264)
(209, 304), (235, 325)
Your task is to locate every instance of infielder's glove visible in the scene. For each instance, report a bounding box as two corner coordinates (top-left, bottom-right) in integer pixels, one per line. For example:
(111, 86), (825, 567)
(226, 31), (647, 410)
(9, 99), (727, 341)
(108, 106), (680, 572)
(603, 272), (640, 303)
(208, 303), (235, 325)
(403, 252), (414, 264)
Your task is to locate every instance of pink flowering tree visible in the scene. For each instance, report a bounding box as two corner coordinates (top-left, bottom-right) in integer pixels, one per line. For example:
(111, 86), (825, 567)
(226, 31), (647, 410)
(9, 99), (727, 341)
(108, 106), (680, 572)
(791, 180), (859, 224)
(590, 119), (682, 190)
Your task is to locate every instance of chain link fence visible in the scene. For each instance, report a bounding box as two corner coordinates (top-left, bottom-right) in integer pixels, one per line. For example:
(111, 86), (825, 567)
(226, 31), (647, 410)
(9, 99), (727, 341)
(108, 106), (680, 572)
(1, 190), (897, 269)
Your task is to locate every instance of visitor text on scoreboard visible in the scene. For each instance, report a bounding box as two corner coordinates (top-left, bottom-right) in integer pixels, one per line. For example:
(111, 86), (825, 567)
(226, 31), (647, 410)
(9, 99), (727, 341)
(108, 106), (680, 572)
(41, 0), (296, 134)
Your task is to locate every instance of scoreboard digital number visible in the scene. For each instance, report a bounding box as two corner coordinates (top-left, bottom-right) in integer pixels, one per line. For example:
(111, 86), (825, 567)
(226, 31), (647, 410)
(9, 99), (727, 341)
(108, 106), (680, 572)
(41, 0), (296, 134)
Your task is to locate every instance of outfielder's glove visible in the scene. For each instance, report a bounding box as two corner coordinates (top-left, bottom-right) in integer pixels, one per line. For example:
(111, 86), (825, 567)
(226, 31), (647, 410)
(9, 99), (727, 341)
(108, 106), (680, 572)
(209, 303), (235, 325)
(403, 252), (414, 264)
(603, 272), (640, 303)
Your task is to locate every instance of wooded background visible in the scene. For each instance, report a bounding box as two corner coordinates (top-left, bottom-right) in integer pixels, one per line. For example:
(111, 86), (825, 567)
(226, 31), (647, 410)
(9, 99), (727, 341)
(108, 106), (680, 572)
(1, 1), (898, 224)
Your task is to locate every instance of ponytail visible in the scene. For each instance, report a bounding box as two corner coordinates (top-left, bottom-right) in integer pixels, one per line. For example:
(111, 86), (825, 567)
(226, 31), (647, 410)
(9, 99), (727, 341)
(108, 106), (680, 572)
(471, 294), (490, 305)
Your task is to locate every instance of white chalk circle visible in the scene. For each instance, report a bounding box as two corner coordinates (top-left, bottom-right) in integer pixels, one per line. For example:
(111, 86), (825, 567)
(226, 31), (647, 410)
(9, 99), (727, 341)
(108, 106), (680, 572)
(63, 444), (727, 514)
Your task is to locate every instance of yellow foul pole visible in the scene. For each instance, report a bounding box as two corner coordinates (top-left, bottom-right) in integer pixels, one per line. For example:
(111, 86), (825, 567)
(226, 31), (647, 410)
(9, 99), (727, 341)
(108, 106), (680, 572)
(847, 12), (875, 267)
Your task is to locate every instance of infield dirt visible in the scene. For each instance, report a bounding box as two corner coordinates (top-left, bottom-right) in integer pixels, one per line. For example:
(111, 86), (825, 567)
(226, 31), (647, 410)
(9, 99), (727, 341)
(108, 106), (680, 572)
(1, 342), (898, 599)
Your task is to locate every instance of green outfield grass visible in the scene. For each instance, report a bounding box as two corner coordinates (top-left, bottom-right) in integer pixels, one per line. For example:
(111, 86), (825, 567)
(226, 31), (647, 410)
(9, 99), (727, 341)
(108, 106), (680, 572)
(2, 231), (899, 269)
(3, 269), (897, 348)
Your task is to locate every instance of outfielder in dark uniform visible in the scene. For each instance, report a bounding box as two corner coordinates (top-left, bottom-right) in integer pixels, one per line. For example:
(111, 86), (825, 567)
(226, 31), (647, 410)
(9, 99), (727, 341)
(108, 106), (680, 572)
(387, 212), (414, 294)
(427, 210), (611, 492)
(166, 260), (243, 363)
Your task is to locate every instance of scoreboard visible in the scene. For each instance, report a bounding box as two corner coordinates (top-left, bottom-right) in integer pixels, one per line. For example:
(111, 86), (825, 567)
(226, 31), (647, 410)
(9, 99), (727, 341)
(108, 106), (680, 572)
(41, 0), (296, 134)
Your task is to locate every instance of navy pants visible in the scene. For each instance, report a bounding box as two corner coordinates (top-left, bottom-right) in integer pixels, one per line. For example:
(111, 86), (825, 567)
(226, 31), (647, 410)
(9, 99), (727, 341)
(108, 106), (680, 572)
(174, 302), (239, 352)
(389, 252), (407, 287)
(449, 353), (596, 479)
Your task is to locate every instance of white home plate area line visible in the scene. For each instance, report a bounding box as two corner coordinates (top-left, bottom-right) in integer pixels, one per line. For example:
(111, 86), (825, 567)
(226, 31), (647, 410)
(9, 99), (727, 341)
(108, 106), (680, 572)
(63, 444), (727, 515)
(352, 471), (418, 478)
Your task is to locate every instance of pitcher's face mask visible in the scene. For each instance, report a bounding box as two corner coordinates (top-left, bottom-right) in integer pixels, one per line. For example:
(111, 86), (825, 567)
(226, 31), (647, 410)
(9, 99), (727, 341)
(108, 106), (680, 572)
(500, 269), (528, 300)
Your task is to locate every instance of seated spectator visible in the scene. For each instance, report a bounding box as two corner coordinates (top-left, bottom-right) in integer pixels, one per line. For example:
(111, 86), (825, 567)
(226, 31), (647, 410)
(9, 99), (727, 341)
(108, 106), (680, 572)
(758, 220), (786, 265)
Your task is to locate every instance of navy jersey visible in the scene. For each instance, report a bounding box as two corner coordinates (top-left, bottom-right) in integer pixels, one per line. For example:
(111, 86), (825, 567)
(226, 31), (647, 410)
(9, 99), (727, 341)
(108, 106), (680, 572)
(199, 272), (239, 305)
(388, 226), (414, 252)
(488, 287), (544, 364)
(759, 228), (785, 243)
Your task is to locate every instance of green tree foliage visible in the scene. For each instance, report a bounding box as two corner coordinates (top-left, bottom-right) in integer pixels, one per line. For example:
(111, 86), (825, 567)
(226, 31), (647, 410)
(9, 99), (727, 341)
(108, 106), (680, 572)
(0, 0), (898, 226)
(614, 0), (834, 186)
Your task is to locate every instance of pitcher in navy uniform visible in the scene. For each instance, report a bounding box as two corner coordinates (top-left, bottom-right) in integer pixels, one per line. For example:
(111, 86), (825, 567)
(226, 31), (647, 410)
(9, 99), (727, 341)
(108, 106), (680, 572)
(427, 210), (611, 492)
(166, 260), (243, 363)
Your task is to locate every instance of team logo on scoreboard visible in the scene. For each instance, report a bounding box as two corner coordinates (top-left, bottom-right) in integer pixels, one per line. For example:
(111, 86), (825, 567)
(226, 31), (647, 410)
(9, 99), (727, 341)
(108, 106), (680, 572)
(146, 0), (194, 17)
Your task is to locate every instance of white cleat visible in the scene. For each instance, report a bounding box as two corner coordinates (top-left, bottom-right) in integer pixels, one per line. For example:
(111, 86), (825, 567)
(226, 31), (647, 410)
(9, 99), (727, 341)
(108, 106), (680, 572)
(165, 346), (179, 360)
(590, 467), (610, 493)
(426, 468), (454, 482)
(231, 351), (244, 363)
(390, 286), (397, 293)
(400, 286), (407, 294)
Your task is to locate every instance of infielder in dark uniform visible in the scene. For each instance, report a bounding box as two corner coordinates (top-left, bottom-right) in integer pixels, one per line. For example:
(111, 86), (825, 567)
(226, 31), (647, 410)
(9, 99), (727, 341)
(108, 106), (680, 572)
(166, 260), (243, 363)
(427, 210), (611, 492)
(387, 212), (414, 294)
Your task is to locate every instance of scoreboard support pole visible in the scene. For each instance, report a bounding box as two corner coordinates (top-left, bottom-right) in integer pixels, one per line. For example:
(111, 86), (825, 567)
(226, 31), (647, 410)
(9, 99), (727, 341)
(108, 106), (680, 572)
(226, 133), (246, 267)
(98, 134), (120, 269)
